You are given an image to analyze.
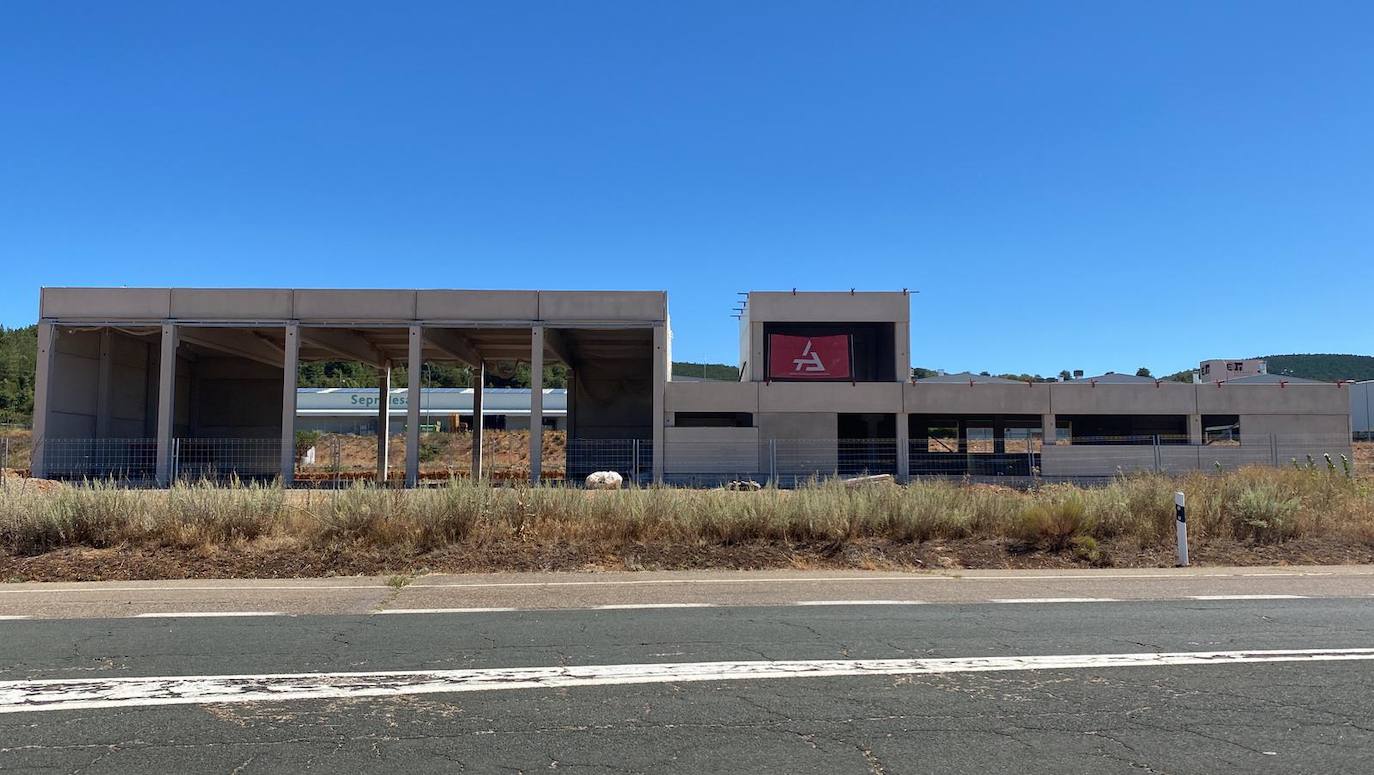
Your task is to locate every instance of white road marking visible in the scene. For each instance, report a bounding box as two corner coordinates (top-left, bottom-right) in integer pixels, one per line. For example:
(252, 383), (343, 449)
(1190, 595), (1308, 601)
(592, 603), (716, 610)
(794, 600), (927, 606)
(2, 648), (1370, 714)
(374, 607), (519, 615)
(0, 616), (32, 621)
(132, 612), (286, 618)
(991, 598), (1119, 604)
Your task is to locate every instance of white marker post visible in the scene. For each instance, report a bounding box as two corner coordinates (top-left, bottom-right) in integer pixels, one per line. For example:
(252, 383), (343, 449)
(1175, 491), (1189, 567)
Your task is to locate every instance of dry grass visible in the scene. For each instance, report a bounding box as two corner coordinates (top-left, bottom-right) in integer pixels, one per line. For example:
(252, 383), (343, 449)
(2, 468), (1370, 571)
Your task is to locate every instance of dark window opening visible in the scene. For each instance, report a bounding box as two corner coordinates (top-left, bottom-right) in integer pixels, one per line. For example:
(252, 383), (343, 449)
(762, 322), (896, 382)
(1057, 415), (1188, 444)
(1203, 414), (1241, 444)
(674, 412), (753, 428)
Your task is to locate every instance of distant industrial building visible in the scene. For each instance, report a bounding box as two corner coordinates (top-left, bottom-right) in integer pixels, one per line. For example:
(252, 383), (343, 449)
(1198, 358), (1267, 382)
(295, 387), (568, 434)
(1354, 381), (1372, 439)
(29, 287), (1353, 485)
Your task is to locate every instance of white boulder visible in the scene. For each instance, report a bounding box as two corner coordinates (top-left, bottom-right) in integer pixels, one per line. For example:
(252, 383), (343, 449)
(585, 471), (624, 490)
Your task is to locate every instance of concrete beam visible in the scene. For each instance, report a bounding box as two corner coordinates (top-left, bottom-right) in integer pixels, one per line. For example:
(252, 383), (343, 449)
(377, 361), (391, 484)
(530, 326), (544, 484)
(155, 323), (178, 486)
(299, 328), (386, 368)
(95, 329), (113, 438)
(652, 324), (666, 484)
(423, 328), (483, 367)
(29, 322), (56, 478)
(280, 323), (300, 486)
(896, 412), (910, 483)
(406, 325), (422, 487)
(472, 362), (485, 480)
(177, 327), (283, 368)
(542, 328), (576, 368)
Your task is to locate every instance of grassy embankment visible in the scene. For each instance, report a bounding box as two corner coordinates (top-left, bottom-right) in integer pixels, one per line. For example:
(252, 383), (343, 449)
(2, 461), (1372, 580)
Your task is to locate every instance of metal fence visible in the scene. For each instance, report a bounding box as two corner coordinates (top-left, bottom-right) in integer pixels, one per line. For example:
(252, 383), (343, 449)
(14, 432), (1362, 488)
(172, 438), (280, 483)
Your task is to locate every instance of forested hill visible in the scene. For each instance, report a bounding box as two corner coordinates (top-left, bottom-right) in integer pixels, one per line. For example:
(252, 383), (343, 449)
(0, 325), (37, 424)
(1263, 354), (1374, 382)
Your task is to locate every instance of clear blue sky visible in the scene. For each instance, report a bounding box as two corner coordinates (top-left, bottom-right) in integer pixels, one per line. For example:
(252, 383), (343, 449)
(3, 1), (1372, 376)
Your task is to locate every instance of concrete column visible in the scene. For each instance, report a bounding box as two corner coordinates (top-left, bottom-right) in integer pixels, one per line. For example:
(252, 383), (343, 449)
(652, 324), (666, 484)
(471, 362), (484, 479)
(1041, 414), (1057, 446)
(376, 360), (391, 484)
(895, 412), (910, 483)
(95, 329), (113, 438)
(279, 322), (300, 487)
(405, 325), (422, 487)
(1188, 414), (1204, 445)
(154, 322), (178, 486)
(530, 326), (544, 484)
(29, 322), (56, 478)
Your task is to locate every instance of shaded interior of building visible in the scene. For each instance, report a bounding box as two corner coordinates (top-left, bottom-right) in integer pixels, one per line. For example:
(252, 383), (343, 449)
(40, 324), (654, 483)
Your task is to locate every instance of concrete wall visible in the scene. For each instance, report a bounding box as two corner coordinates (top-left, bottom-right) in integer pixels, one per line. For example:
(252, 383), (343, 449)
(46, 328), (101, 439)
(757, 412), (838, 474)
(570, 368), (652, 440)
(664, 427), (761, 474)
(46, 329), (161, 440)
(665, 381), (760, 415)
(187, 357), (283, 438)
(760, 382), (902, 413)
(109, 332), (157, 438)
(905, 383), (1051, 415)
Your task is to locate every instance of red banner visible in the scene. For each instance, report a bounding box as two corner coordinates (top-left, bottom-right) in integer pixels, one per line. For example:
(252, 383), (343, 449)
(768, 334), (851, 380)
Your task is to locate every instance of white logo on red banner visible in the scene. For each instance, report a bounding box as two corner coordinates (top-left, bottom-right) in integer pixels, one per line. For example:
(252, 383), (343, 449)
(767, 334), (851, 380)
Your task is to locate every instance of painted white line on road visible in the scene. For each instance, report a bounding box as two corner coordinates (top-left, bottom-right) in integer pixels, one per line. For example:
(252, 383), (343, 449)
(3, 648), (1372, 714)
(795, 600), (927, 606)
(0, 585), (391, 595)
(991, 598), (1119, 604)
(592, 603), (716, 610)
(0, 616), (32, 621)
(133, 612), (286, 618)
(1190, 595), (1308, 601)
(373, 608), (519, 615)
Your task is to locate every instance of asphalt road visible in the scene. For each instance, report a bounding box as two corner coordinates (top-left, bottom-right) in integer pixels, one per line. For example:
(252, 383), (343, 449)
(2, 570), (1372, 773)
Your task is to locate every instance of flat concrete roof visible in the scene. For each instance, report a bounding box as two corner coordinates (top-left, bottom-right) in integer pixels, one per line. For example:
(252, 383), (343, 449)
(39, 288), (668, 325)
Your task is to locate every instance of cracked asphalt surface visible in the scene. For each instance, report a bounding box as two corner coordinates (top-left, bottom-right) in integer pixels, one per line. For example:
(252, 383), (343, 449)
(2, 596), (1372, 772)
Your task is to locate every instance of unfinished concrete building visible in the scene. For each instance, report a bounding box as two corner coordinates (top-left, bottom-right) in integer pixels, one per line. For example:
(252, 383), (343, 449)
(31, 287), (1354, 485)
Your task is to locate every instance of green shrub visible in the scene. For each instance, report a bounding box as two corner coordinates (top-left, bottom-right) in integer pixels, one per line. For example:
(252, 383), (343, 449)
(1229, 483), (1301, 543)
(1014, 494), (1093, 551)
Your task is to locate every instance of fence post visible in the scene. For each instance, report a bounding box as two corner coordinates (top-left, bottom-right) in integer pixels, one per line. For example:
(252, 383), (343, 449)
(632, 439), (640, 485)
(1175, 491), (1189, 567)
(768, 439), (777, 486)
(1270, 434), (1279, 467)
(2, 436), (8, 483)
(1153, 434), (1162, 473)
(171, 438), (180, 486)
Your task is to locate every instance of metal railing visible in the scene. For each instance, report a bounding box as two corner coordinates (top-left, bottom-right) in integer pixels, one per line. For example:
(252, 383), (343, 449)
(172, 438), (280, 483)
(35, 438), (160, 483)
(13, 432), (1362, 488)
